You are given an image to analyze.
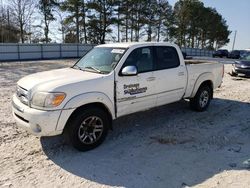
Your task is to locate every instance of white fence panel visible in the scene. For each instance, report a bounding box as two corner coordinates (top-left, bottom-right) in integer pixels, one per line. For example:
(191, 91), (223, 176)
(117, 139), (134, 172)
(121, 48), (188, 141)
(0, 43), (213, 61)
(43, 52), (61, 59)
(1, 53), (19, 60)
(20, 52), (42, 60)
(61, 51), (78, 58)
(0, 43), (95, 61)
(181, 47), (214, 57)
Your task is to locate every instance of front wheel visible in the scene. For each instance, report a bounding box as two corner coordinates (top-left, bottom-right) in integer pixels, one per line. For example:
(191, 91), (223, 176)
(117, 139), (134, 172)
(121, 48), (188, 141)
(190, 85), (212, 112)
(231, 70), (238, 77)
(65, 107), (109, 151)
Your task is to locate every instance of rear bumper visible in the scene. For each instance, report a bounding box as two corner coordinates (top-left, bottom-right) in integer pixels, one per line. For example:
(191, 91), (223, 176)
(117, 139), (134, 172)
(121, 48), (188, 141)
(12, 94), (65, 136)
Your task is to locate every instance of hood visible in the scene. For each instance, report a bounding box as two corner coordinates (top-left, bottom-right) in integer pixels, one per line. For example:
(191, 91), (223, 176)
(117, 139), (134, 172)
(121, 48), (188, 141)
(235, 60), (250, 67)
(238, 60), (250, 65)
(17, 68), (104, 91)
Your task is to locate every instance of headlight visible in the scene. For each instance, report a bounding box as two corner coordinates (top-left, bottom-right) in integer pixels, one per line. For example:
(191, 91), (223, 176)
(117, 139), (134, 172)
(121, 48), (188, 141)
(240, 65), (247, 68)
(31, 92), (66, 108)
(235, 63), (240, 68)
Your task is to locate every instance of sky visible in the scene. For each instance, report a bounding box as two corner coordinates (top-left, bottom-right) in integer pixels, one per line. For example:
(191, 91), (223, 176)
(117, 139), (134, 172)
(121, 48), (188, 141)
(168, 0), (250, 50)
(2, 0), (250, 50)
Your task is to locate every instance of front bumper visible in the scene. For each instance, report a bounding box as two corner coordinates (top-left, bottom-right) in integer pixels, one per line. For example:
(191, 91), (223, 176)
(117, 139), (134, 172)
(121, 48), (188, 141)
(234, 67), (250, 75)
(12, 94), (64, 136)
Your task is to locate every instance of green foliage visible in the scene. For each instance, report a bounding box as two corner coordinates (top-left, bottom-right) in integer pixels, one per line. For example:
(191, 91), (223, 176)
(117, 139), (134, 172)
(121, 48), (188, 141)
(38, 0), (58, 43)
(171, 0), (231, 49)
(60, 0), (87, 43)
(39, 0), (58, 21)
(87, 0), (116, 44)
(1, 0), (231, 49)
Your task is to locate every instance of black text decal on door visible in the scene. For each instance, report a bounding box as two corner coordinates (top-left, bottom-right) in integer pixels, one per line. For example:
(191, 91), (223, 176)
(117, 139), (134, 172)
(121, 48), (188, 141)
(124, 84), (147, 95)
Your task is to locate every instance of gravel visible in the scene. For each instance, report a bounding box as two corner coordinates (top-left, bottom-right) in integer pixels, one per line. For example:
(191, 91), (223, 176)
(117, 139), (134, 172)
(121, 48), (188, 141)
(0, 59), (250, 188)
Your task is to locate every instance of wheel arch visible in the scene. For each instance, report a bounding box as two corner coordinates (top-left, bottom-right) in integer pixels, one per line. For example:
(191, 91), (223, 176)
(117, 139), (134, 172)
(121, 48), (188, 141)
(191, 73), (214, 98)
(57, 92), (115, 132)
(199, 80), (214, 98)
(63, 102), (113, 134)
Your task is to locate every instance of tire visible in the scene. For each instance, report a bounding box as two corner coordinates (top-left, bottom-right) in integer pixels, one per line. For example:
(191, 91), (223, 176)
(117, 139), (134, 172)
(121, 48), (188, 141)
(231, 70), (238, 77)
(65, 107), (109, 151)
(190, 85), (212, 112)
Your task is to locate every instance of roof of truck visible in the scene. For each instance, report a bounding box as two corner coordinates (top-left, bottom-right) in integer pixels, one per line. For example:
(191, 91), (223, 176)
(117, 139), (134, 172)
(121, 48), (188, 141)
(96, 42), (175, 49)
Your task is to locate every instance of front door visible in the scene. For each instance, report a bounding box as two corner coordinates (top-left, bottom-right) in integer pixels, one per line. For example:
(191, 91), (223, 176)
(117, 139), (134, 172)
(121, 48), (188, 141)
(115, 47), (157, 117)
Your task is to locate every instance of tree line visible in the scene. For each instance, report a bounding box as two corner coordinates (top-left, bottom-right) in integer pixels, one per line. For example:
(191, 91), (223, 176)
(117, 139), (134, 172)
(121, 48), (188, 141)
(0, 0), (231, 49)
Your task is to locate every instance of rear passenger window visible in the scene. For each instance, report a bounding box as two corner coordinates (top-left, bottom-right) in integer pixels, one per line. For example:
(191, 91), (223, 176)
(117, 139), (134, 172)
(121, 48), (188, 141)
(155, 46), (180, 70)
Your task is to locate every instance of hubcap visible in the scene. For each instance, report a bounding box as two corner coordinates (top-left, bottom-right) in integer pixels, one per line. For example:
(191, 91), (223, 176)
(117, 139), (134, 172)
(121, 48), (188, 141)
(199, 90), (209, 108)
(78, 116), (104, 145)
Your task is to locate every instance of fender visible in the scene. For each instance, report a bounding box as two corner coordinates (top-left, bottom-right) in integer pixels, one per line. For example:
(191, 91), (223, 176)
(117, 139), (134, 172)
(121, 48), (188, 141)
(64, 92), (115, 118)
(190, 72), (214, 98)
(55, 92), (115, 132)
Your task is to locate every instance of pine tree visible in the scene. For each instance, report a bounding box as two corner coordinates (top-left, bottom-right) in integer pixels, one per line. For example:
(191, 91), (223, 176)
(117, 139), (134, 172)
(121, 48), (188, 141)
(155, 0), (173, 42)
(87, 0), (116, 44)
(60, 0), (87, 43)
(171, 0), (230, 49)
(39, 0), (58, 43)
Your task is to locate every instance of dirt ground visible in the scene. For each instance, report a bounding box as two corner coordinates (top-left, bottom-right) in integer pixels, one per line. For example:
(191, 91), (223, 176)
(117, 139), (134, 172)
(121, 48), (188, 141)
(0, 59), (250, 188)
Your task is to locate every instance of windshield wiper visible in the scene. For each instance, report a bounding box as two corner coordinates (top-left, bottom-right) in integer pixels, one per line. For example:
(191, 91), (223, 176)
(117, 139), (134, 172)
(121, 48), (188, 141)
(74, 65), (106, 74)
(84, 66), (102, 73)
(72, 64), (83, 71)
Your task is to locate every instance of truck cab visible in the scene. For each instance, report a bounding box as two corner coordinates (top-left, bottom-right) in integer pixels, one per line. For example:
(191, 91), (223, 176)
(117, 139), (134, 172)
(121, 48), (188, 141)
(12, 42), (224, 151)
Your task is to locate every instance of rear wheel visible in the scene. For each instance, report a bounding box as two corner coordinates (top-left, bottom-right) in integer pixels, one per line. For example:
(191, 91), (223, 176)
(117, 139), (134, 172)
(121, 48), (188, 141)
(65, 107), (109, 151)
(190, 85), (212, 112)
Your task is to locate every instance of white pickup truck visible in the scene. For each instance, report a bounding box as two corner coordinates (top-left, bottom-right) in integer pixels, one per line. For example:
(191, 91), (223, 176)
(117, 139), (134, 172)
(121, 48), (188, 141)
(12, 42), (224, 151)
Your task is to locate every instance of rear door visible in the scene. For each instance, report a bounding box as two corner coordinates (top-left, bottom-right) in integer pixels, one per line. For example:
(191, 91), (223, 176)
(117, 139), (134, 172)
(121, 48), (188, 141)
(154, 46), (187, 106)
(115, 47), (157, 117)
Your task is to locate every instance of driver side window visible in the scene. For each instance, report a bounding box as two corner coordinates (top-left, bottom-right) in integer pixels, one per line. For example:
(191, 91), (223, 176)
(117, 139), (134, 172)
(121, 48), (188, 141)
(122, 47), (154, 73)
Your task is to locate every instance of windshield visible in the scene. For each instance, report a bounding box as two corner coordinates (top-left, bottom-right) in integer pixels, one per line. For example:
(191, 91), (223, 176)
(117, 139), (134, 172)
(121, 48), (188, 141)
(231, 50), (239, 54)
(73, 47), (126, 74)
(240, 52), (250, 61)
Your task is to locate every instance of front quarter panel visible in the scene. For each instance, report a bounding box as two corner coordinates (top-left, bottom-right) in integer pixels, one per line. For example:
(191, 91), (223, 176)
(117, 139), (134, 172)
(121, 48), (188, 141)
(55, 92), (115, 131)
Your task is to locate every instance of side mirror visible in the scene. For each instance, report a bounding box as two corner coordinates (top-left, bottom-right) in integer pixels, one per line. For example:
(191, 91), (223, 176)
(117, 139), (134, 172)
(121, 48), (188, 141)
(121, 66), (138, 76)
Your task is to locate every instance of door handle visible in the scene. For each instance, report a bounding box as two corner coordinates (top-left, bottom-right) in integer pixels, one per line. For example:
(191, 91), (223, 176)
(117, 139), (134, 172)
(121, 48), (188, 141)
(178, 72), (185, 76)
(146, 77), (156, 81)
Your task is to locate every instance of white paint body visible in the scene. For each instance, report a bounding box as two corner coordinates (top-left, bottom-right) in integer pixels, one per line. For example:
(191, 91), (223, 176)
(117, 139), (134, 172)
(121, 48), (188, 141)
(12, 42), (224, 136)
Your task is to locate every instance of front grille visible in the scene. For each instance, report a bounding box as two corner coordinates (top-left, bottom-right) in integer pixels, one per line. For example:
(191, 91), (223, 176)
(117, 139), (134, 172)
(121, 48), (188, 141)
(16, 86), (29, 106)
(235, 64), (250, 69)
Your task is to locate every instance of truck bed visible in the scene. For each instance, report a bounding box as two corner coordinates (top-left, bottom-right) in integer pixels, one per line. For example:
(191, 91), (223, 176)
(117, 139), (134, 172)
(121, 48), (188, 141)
(183, 60), (223, 98)
(185, 60), (218, 65)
